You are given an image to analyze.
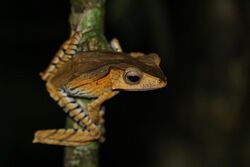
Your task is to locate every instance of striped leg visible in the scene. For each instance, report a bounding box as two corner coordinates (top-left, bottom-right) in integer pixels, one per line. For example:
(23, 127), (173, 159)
(46, 83), (100, 137)
(41, 31), (82, 81)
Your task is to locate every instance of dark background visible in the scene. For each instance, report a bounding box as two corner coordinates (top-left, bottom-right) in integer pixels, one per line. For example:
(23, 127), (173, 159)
(0, 0), (249, 167)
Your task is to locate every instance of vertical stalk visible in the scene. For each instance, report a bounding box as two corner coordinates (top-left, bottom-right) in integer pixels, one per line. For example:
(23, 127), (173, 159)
(64, 0), (111, 167)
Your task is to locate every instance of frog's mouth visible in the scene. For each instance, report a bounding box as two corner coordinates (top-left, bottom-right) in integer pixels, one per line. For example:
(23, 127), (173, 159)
(118, 87), (165, 92)
(115, 81), (167, 91)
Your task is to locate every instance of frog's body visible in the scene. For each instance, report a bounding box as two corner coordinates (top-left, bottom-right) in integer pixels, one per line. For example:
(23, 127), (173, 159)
(33, 32), (167, 146)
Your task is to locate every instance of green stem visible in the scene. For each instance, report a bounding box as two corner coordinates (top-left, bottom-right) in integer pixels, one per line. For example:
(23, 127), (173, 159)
(69, 0), (111, 51)
(64, 0), (110, 167)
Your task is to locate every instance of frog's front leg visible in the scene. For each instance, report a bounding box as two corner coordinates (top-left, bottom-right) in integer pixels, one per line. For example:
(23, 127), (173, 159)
(87, 90), (119, 113)
(86, 91), (118, 143)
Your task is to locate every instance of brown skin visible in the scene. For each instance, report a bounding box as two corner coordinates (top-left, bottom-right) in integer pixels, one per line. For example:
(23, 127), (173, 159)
(33, 32), (167, 146)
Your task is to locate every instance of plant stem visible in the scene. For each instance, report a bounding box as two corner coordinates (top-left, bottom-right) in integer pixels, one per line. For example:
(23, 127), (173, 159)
(64, 0), (110, 167)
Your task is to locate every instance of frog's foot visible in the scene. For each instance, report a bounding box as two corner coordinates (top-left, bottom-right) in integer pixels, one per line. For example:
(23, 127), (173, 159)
(33, 128), (101, 146)
(99, 106), (105, 125)
(110, 38), (123, 52)
(99, 106), (106, 143)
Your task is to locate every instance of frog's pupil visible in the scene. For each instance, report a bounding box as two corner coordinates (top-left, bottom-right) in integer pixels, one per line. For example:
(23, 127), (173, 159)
(127, 75), (140, 83)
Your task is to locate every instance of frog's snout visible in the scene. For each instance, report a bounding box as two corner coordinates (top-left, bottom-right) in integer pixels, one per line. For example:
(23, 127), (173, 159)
(159, 79), (167, 88)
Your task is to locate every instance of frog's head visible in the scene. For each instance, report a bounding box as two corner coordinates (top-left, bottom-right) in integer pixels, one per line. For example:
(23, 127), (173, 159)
(111, 53), (167, 91)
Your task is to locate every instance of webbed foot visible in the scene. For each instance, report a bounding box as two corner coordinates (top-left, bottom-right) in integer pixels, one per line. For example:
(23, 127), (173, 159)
(33, 128), (101, 146)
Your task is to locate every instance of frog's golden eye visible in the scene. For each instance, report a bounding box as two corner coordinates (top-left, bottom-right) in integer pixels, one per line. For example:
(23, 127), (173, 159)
(124, 68), (142, 84)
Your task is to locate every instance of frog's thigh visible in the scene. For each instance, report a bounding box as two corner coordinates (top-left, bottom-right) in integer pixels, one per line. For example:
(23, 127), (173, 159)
(110, 38), (123, 52)
(33, 129), (100, 146)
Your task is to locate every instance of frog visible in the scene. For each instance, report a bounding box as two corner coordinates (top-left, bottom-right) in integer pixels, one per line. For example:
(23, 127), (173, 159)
(33, 31), (167, 146)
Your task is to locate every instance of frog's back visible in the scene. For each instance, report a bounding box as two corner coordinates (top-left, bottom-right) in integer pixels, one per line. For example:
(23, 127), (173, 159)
(49, 52), (126, 88)
(49, 51), (165, 88)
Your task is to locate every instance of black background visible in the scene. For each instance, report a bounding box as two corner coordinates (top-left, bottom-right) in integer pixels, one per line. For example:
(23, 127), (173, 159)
(0, 0), (249, 167)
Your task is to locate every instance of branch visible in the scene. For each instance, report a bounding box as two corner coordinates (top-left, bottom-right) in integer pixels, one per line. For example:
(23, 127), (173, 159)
(64, 0), (110, 167)
(69, 0), (111, 51)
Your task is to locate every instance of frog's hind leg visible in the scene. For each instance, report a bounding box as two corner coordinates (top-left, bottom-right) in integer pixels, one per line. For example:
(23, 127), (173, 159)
(33, 83), (101, 146)
(40, 32), (82, 81)
(46, 83), (101, 137)
(110, 38), (123, 52)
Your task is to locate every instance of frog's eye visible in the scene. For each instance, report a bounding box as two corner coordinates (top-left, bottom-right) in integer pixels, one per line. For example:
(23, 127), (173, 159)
(124, 68), (142, 84)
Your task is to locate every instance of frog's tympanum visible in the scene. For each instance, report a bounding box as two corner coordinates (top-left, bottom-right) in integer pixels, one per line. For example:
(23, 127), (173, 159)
(33, 32), (167, 146)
